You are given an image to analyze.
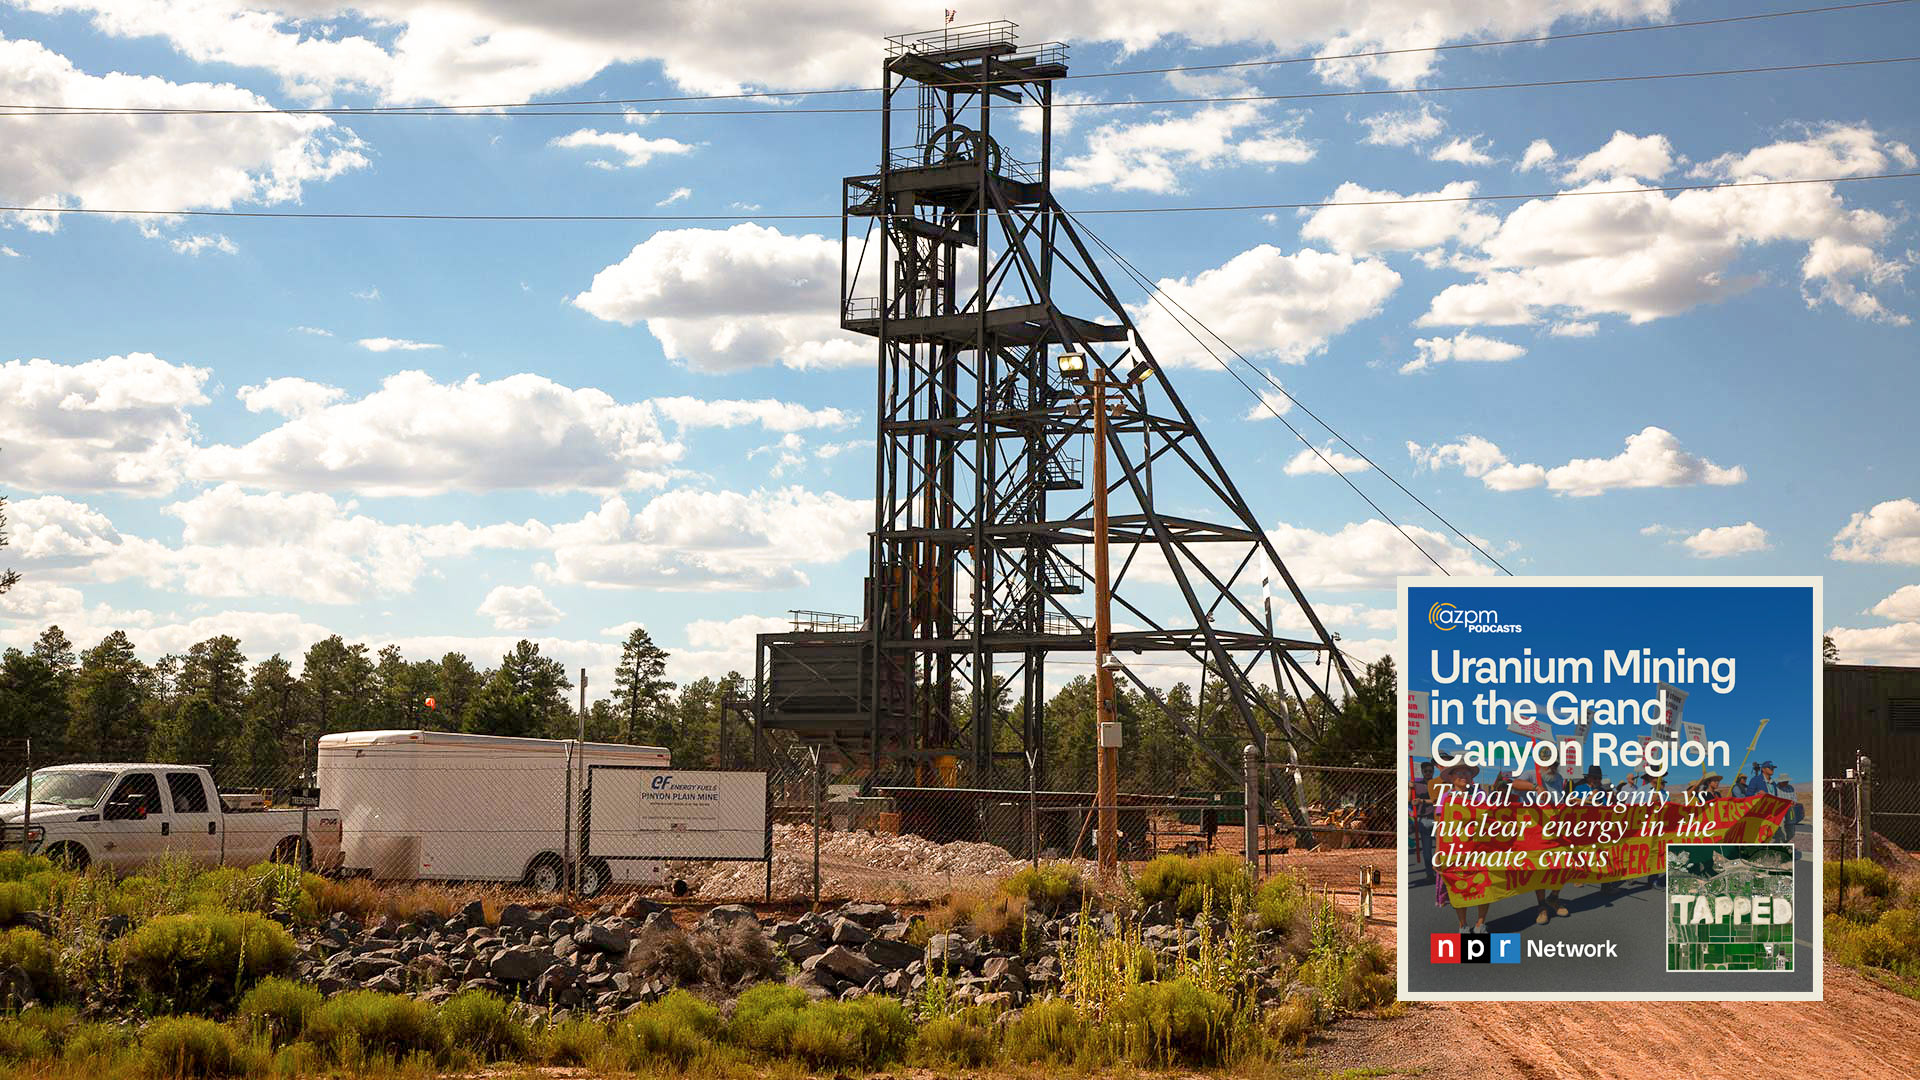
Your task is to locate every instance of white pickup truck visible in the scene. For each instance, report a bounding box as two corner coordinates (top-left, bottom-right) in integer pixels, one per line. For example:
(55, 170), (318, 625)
(0, 763), (343, 874)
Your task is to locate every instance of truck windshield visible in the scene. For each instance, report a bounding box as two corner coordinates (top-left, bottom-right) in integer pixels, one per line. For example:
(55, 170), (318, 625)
(0, 770), (114, 808)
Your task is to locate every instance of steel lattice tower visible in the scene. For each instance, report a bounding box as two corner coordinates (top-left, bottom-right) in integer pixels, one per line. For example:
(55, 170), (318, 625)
(756, 22), (1355, 792)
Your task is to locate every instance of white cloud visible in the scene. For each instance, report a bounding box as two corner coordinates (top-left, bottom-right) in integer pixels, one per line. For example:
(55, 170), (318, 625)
(1518, 139), (1556, 171)
(571, 223), (866, 373)
(1548, 320), (1598, 337)
(0, 352), (208, 495)
(536, 486), (869, 591)
(1680, 522), (1770, 558)
(1242, 389), (1294, 421)
(1265, 518), (1488, 590)
(650, 397), (853, 432)
(1299, 181), (1498, 257)
(549, 128), (695, 169)
(1869, 585), (1920, 621)
(1423, 125), (1913, 328)
(1399, 331), (1524, 374)
(1283, 446), (1370, 476)
(357, 337), (442, 352)
(236, 376), (346, 417)
(352, 286), (380, 301)
(1360, 106), (1443, 146)
(1826, 622), (1920, 666)
(1831, 498), (1920, 564)
(1407, 435), (1546, 491)
(168, 233), (236, 256)
(292, 325), (332, 336)
(0, 245), (20, 257)
(1131, 246), (1400, 366)
(0, 33), (364, 234)
(192, 370), (683, 495)
(1429, 137), (1494, 166)
(1560, 131), (1676, 182)
(1017, 91), (1097, 135)
(813, 439), (871, 459)
(1056, 104), (1312, 193)
(477, 584), (564, 630)
(1543, 426), (1746, 496)
(655, 186), (692, 206)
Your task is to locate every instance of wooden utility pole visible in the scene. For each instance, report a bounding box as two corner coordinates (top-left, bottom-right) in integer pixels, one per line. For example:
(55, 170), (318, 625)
(1091, 367), (1119, 876)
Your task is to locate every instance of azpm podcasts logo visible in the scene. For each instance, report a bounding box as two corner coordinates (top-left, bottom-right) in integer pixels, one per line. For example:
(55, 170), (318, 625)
(1426, 602), (1523, 634)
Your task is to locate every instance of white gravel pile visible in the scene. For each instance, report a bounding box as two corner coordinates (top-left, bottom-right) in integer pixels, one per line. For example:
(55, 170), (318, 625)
(676, 824), (1020, 900)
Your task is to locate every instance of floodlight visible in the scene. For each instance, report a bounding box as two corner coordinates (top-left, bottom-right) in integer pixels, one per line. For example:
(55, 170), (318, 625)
(1057, 351), (1088, 378)
(1126, 360), (1154, 385)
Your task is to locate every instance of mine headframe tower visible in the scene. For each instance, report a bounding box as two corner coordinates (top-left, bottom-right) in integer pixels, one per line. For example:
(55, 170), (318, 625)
(756, 21), (1356, 790)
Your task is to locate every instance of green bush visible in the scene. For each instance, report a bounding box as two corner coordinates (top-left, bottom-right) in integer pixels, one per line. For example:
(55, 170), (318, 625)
(0, 880), (47, 924)
(1254, 872), (1309, 933)
(436, 989), (529, 1062)
(723, 983), (808, 1049)
(1000, 997), (1087, 1065)
(63, 1020), (136, 1063)
(1824, 858), (1896, 900)
(911, 1007), (996, 1067)
(1829, 909), (1920, 977)
(140, 1017), (247, 1078)
(727, 985), (909, 1069)
(302, 991), (443, 1061)
(1114, 977), (1233, 1065)
(0, 927), (58, 998)
(236, 978), (324, 1046)
(0, 852), (55, 882)
(1001, 862), (1085, 915)
(535, 1016), (608, 1066)
(115, 911), (295, 1012)
(0, 1017), (56, 1062)
(614, 990), (721, 1068)
(185, 864), (320, 924)
(1133, 854), (1251, 918)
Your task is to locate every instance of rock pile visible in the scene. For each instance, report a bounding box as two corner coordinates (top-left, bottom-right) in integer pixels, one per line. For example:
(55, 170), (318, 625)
(683, 824), (1027, 899)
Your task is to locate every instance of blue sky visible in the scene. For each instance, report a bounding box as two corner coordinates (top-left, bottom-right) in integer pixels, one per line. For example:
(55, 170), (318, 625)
(1409, 583), (1814, 785)
(2, 0), (1917, 693)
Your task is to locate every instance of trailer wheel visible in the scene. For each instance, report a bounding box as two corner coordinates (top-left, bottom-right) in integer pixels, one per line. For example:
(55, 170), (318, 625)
(44, 842), (89, 871)
(524, 853), (566, 894)
(578, 858), (611, 899)
(271, 836), (312, 871)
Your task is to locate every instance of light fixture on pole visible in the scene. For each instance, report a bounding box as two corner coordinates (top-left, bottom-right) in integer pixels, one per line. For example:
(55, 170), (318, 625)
(1058, 346), (1122, 876)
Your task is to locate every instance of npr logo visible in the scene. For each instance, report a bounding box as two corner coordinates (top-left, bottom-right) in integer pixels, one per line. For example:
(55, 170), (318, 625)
(1430, 932), (1522, 964)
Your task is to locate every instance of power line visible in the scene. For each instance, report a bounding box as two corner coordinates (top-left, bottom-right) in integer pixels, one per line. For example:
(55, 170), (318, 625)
(1071, 216), (1458, 577)
(5, 54), (1916, 118)
(1073, 212), (1517, 576)
(4, 172), (1913, 223)
(4, 0), (1908, 116)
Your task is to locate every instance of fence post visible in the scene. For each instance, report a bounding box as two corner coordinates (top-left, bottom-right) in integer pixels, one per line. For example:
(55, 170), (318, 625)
(21, 739), (31, 855)
(1856, 753), (1873, 861)
(809, 745), (824, 910)
(1242, 744), (1259, 871)
(1026, 749), (1039, 868)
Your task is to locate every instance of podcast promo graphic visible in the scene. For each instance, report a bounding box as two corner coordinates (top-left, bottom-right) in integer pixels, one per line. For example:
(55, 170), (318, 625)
(1398, 578), (1820, 1001)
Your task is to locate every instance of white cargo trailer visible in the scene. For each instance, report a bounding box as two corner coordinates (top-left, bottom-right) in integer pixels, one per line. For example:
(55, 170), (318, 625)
(317, 729), (669, 896)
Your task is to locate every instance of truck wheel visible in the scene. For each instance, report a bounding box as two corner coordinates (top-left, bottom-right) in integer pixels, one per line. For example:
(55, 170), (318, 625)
(578, 859), (611, 899)
(44, 842), (89, 871)
(524, 853), (565, 894)
(271, 836), (311, 871)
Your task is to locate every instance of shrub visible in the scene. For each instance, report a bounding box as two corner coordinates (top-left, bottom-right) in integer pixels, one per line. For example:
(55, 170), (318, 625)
(788, 996), (911, 1069)
(0, 1018), (56, 1062)
(1001, 862), (1085, 915)
(1254, 872), (1309, 934)
(926, 890), (1029, 951)
(140, 1017), (246, 1078)
(302, 991), (443, 1061)
(535, 1016), (607, 1066)
(911, 1007), (995, 1067)
(436, 989), (529, 1062)
(115, 912), (295, 1012)
(186, 864), (319, 924)
(237, 978), (324, 1046)
(614, 990), (721, 1068)
(691, 921), (778, 987)
(1133, 854), (1251, 918)
(1114, 977), (1233, 1065)
(1825, 857), (1895, 900)
(1265, 994), (1317, 1048)
(0, 927), (58, 998)
(0, 853), (56, 882)
(628, 925), (701, 983)
(723, 983), (808, 1049)
(0, 881), (47, 925)
(63, 1020), (135, 1063)
(1829, 909), (1920, 977)
(1000, 997), (1086, 1065)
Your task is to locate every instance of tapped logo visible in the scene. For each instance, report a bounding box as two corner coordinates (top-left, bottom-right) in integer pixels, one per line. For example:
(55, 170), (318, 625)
(1426, 602), (1523, 634)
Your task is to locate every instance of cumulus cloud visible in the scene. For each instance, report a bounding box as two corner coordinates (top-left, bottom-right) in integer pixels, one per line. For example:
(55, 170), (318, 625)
(1131, 246), (1399, 366)
(655, 186), (692, 206)
(1549, 320), (1598, 337)
(1399, 331), (1524, 374)
(1299, 181), (1498, 257)
(650, 397), (853, 432)
(0, 353), (208, 495)
(477, 584), (564, 630)
(535, 486), (870, 591)
(1406, 435), (1546, 491)
(1242, 389), (1294, 421)
(1430, 137), (1494, 166)
(1680, 522), (1770, 558)
(1826, 622), (1920, 666)
(1831, 498), (1920, 563)
(571, 223), (866, 373)
(1283, 446), (1370, 476)
(236, 377), (345, 416)
(1264, 518), (1488, 590)
(1359, 106), (1443, 146)
(549, 128), (695, 169)
(192, 370), (684, 495)
(1409, 427), (1742, 496)
(357, 337), (442, 352)
(1056, 104), (1313, 193)
(1869, 585), (1920, 622)
(1422, 125), (1914, 328)
(0, 33), (364, 233)
(1518, 139), (1556, 171)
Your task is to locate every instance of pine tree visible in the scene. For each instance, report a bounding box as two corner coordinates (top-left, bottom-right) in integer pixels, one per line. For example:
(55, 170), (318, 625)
(610, 627), (674, 744)
(0, 490), (19, 598)
(1, 647), (67, 755)
(67, 631), (149, 760)
(234, 655), (298, 784)
(435, 652), (481, 727)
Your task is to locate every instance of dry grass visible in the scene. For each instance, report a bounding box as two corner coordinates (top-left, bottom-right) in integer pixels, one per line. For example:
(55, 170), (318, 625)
(919, 889), (1030, 950)
(313, 879), (519, 924)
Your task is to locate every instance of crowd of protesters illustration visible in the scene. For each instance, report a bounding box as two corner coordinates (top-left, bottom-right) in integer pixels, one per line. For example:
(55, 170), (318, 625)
(1412, 752), (1802, 935)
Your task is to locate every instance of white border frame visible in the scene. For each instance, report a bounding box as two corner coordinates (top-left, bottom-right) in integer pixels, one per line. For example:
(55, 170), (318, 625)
(1394, 575), (1823, 1002)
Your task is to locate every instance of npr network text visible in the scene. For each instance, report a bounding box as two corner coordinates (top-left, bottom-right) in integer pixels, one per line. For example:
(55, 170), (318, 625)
(1425, 646), (1736, 777)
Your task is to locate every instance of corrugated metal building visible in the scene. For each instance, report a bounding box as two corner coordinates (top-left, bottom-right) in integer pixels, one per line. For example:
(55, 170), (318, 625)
(1824, 663), (1920, 848)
